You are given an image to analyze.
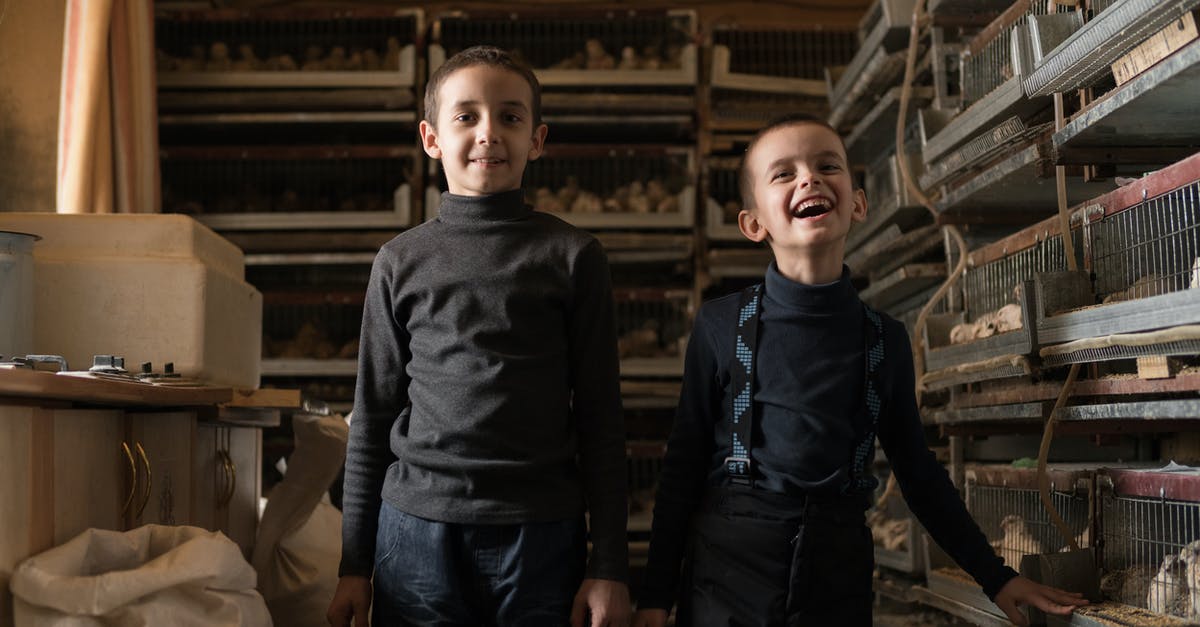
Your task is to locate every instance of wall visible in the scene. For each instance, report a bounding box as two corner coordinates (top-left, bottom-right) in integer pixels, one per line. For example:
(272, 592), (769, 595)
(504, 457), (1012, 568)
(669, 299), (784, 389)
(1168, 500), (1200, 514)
(0, 0), (65, 213)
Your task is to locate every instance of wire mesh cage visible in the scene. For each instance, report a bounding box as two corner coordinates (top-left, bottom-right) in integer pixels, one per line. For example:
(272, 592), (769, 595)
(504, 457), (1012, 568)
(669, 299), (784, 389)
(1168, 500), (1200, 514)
(1022, 0), (1193, 98)
(261, 294), (363, 368)
(155, 7), (421, 88)
(709, 26), (856, 97)
(1098, 468), (1200, 619)
(627, 439), (667, 526)
(1087, 182), (1200, 306)
(429, 9), (696, 87)
(704, 156), (742, 240)
(921, 213), (1086, 390)
(966, 466), (1095, 571)
(1036, 152), (1200, 367)
(161, 146), (418, 230)
(427, 146), (696, 229)
(613, 287), (694, 377)
(870, 464), (925, 574)
(959, 0), (1073, 108)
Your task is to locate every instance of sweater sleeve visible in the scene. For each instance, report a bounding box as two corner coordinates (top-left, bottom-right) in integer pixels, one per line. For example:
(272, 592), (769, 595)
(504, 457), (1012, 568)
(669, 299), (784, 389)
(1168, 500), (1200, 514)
(568, 239), (630, 582)
(638, 306), (723, 610)
(876, 319), (1018, 599)
(338, 250), (412, 578)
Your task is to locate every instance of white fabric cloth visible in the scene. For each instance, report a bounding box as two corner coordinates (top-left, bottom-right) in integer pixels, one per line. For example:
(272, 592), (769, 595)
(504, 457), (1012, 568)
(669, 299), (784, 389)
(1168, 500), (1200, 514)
(11, 524), (271, 626)
(251, 413), (348, 627)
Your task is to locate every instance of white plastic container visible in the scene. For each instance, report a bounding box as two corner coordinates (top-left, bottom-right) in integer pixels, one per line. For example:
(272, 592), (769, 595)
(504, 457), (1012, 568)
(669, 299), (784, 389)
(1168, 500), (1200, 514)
(0, 214), (262, 388)
(0, 230), (38, 359)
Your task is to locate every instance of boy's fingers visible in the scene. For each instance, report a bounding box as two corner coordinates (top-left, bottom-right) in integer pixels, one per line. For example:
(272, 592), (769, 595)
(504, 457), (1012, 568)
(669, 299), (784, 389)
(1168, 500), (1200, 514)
(570, 593), (587, 627)
(998, 600), (1029, 627)
(353, 599), (371, 627)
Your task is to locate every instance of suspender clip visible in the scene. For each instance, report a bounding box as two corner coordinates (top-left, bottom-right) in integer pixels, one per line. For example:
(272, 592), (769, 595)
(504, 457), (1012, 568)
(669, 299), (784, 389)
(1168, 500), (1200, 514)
(724, 456), (752, 485)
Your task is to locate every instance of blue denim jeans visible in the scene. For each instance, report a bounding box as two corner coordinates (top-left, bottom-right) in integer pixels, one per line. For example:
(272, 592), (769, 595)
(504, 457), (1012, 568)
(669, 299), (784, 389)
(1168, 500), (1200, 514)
(372, 501), (586, 626)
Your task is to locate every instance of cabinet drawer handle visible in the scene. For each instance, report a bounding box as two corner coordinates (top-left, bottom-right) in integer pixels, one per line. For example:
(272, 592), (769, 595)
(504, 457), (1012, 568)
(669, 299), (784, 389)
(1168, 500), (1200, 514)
(218, 449), (237, 508)
(135, 442), (152, 520)
(120, 442), (137, 515)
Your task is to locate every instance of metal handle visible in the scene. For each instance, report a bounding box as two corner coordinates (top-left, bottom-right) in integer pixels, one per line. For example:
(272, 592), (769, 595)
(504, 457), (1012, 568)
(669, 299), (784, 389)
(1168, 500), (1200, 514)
(135, 442), (152, 519)
(218, 449), (237, 508)
(120, 442), (137, 515)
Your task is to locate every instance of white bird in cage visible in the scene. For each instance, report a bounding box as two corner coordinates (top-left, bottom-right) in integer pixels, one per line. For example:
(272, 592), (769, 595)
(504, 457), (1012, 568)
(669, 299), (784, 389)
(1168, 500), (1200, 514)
(1148, 552), (1186, 615)
(990, 515), (1042, 569)
(1190, 256), (1200, 289)
(1178, 540), (1200, 618)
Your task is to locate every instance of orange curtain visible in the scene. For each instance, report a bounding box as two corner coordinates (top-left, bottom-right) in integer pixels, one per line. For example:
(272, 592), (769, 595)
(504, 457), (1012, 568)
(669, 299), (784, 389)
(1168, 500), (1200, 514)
(57, 0), (158, 214)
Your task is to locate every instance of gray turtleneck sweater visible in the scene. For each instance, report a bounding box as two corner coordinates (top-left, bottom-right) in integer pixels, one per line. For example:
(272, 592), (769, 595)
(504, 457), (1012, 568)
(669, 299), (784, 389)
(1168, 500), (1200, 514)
(639, 263), (1015, 609)
(339, 189), (628, 582)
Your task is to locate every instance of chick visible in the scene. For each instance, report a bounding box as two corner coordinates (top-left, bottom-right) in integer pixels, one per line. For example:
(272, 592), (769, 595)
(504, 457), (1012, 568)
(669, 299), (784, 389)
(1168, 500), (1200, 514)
(644, 179), (668, 211)
(584, 39), (615, 70)
(1148, 553), (1186, 615)
(992, 303), (1024, 333)
(991, 515), (1042, 569)
(176, 44), (206, 72)
(206, 42), (232, 72)
(383, 37), (402, 71)
(302, 45), (325, 71)
(1179, 540), (1200, 618)
(362, 48), (382, 71)
(326, 46), (348, 72)
(556, 176), (581, 210)
(619, 320), (660, 358)
(571, 191), (604, 214)
(533, 188), (565, 213)
(231, 43), (262, 71)
(617, 46), (639, 70)
(626, 181), (650, 214)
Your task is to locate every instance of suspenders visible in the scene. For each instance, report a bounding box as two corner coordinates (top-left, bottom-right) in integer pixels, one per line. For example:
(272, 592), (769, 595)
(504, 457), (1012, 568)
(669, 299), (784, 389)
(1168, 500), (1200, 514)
(726, 283), (886, 494)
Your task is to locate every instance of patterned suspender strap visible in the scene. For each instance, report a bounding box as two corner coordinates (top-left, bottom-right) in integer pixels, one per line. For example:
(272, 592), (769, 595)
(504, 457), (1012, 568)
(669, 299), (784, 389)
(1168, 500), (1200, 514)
(845, 303), (886, 493)
(726, 283), (762, 487)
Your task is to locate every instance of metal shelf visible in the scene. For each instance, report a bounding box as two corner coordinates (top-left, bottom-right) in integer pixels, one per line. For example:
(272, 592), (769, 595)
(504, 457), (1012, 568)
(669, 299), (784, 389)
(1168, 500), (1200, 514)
(1053, 39), (1200, 165)
(845, 86), (932, 164)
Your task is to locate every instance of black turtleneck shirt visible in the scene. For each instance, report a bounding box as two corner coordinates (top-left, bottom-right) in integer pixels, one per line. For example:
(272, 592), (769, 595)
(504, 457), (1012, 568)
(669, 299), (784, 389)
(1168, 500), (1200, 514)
(339, 190), (628, 582)
(639, 263), (1016, 609)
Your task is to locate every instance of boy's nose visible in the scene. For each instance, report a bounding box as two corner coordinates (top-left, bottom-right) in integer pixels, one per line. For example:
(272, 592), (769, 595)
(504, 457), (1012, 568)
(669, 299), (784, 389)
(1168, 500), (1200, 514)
(476, 118), (500, 145)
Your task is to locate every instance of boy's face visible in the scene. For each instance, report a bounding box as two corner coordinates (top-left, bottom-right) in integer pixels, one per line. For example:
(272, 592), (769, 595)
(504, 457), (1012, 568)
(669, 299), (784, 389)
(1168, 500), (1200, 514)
(419, 65), (548, 196)
(738, 123), (867, 256)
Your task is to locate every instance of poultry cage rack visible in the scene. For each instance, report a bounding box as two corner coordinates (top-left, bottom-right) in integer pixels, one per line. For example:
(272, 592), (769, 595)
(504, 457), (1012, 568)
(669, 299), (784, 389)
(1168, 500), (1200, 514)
(161, 145), (419, 230)
(427, 145), (696, 230)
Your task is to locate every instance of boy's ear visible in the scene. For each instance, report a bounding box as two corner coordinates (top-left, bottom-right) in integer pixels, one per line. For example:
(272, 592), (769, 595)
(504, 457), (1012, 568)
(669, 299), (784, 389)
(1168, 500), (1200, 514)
(852, 188), (868, 224)
(527, 123), (549, 161)
(737, 208), (769, 243)
(419, 120), (442, 159)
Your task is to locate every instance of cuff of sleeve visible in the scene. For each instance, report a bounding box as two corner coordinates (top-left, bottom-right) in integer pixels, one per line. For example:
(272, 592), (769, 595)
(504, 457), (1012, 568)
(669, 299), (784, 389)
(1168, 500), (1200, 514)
(982, 566), (1020, 600)
(337, 556), (373, 579)
(585, 544), (630, 583)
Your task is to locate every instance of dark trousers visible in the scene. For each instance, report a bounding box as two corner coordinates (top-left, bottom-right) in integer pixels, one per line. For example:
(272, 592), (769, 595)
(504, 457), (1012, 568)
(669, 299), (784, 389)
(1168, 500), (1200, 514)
(678, 488), (874, 627)
(372, 501), (586, 627)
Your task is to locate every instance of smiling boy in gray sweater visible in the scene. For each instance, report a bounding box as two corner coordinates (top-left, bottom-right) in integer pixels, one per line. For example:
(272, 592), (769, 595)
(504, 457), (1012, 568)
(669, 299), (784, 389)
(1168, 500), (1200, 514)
(327, 46), (630, 627)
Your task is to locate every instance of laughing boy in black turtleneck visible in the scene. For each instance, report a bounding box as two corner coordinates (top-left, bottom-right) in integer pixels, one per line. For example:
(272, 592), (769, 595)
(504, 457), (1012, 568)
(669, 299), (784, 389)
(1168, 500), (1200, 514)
(328, 46), (630, 627)
(633, 114), (1087, 627)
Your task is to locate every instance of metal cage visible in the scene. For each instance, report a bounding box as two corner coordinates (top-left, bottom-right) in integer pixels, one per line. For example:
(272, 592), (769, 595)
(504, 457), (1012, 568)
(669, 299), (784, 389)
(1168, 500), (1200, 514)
(1098, 468), (1200, 619)
(613, 287), (694, 377)
(429, 9), (697, 87)
(160, 145), (417, 230)
(704, 156), (742, 241)
(709, 26), (856, 97)
(428, 146), (696, 229)
(1036, 151), (1200, 366)
(261, 294), (363, 377)
(155, 6), (421, 88)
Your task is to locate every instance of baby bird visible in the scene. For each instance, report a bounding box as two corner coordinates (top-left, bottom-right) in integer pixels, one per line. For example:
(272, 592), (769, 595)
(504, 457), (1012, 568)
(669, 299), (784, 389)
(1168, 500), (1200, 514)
(1148, 553), (1186, 615)
(1178, 540), (1200, 618)
(991, 515), (1042, 569)
(992, 303), (1024, 333)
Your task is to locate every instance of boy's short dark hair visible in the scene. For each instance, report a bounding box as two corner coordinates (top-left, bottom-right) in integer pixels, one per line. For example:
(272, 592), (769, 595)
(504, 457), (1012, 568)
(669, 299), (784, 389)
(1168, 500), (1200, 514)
(424, 45), (542, 127)
(738, 113), (846, 210)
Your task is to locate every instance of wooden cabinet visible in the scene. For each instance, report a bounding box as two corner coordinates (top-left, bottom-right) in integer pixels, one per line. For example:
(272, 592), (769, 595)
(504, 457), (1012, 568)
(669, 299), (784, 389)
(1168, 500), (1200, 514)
(0, 406), (125, 627)
(127, 411), (198, 528)
(193, 423), (262, 557)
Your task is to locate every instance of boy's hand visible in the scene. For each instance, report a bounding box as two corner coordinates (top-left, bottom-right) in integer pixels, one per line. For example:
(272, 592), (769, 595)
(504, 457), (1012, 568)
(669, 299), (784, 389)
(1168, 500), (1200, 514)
(570, 578), (631, 627)
(327, 575), (372, 627)
(632, 608), (669, 627)
(994, 575), (1088, 626)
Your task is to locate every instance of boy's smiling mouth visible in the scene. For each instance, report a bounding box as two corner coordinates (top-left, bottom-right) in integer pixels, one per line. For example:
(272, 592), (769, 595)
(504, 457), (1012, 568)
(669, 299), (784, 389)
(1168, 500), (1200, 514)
(791, 196), (833, 219)
(471, 156), (506, 166)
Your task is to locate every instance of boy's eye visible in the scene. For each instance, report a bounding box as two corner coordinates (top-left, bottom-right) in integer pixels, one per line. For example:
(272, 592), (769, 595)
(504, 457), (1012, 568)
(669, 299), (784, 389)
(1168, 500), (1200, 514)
(770, 171), (792, 181)
(503, 113), (522, 123)
(453, 113), (476, 123)
(821, 163), (842, 172)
